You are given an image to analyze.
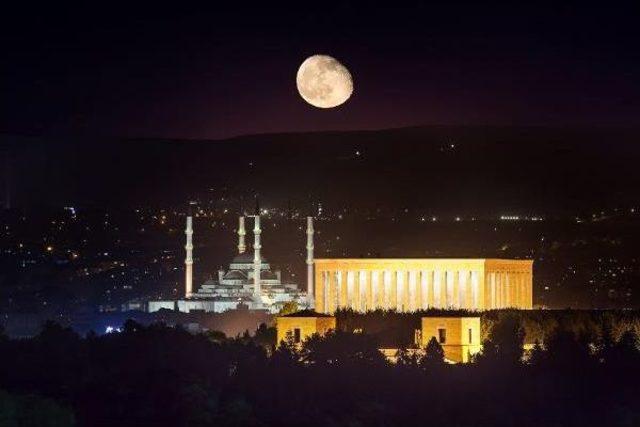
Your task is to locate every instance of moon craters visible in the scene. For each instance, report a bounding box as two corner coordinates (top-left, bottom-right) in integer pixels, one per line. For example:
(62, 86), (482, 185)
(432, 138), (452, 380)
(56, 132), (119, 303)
(296, 55), (353, 108)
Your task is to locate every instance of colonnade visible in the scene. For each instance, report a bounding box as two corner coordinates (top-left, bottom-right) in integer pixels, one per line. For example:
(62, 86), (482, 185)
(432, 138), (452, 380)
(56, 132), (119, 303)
(314, 260), (533, 314)
(485, 271), (533, 311)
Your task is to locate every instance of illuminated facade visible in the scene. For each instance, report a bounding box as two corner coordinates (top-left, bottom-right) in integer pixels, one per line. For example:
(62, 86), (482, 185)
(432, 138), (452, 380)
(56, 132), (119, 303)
(147, 213), (306, 314)
(314, 258), (533, 313)
(421, 316), (481, 363)
(276, 311), (336, 345)
(274, 312), (481, 363)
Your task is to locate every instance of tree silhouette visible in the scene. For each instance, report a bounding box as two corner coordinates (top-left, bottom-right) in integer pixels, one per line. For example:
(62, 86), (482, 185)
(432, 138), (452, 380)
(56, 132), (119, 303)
(606, 329), (640, 367)
(205, 329), (227, 344)
(539, 327), (593, 370)
(1, 315), (640, 426)
(300, 330), (387, 367)
(421, 337), (445, 368)
(476, 314), (524, 366)
(0, 390), (75, 427)
(396, 347), (421, 368)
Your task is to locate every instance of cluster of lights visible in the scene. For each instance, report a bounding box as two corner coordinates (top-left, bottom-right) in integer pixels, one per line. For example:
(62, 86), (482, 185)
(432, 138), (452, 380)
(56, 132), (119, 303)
(500, 215), (544, 221)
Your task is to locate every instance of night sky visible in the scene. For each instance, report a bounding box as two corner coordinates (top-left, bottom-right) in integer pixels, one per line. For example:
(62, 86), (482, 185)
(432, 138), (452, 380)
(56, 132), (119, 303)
(2, 2), (639, 140)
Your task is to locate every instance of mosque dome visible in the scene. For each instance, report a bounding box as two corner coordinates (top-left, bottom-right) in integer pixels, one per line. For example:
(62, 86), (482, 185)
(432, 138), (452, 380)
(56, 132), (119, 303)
(223, 270), (247, 280)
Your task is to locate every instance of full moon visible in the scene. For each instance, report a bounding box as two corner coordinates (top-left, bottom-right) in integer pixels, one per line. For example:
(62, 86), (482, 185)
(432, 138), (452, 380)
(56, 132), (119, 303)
(296, 55), (353, 108)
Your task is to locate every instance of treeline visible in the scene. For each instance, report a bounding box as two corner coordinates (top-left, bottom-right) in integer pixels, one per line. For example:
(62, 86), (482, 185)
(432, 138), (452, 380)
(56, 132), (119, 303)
(334, 308), (640, 346)
(1, 315), (639, 426)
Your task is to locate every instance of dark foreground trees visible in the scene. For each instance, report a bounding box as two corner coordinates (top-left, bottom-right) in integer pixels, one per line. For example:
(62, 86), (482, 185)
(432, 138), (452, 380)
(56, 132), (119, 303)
(0, 390), (75, 427)
(0, 319), (639, 427)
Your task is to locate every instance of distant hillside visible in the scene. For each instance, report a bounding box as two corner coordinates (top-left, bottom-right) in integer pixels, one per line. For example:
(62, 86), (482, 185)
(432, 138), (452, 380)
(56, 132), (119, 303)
(1, 126), (639, 214)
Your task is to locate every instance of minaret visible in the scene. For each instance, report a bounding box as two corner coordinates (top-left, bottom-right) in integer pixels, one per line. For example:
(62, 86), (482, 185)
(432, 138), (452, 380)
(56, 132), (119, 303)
(252, 200), (262, 302)
(252, 216), (262, 301)
(237, 216), (246, 254)
(306, 216), (315, 307)
(184, 205), (194, 298)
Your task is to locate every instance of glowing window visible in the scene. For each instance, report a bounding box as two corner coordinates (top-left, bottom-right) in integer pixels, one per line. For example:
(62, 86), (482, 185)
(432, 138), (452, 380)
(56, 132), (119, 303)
(438, 328), (447, 344)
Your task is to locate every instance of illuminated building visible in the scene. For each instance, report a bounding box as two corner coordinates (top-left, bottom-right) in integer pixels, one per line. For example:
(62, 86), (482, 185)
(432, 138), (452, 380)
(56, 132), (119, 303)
(148, 209), (307, 314)
(275, 312), (481, 363)
(421, 316), (481, 363)
(313, 258), (533, 313)
(276, 310), (336, 345)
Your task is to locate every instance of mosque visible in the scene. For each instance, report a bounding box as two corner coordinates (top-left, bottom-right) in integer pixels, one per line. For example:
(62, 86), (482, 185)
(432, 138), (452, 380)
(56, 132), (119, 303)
(147, 208), (311, 314)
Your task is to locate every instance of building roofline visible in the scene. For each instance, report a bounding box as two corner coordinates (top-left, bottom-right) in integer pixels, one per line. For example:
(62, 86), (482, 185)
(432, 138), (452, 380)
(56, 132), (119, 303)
(314, 258), (533, 263)
(279, 309), (334, 318)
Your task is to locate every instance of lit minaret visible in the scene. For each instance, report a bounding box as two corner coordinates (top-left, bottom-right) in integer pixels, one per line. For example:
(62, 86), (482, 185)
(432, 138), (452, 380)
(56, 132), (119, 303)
(306, 216), (315, 307)
(252, 201), (261, 301)
(184, 205), (194, 298)
(237, 216), (246, 254)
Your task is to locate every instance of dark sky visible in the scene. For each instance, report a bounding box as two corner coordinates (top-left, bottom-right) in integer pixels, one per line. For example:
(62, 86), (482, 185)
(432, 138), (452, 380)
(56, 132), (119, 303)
(1, 2), (639, 139)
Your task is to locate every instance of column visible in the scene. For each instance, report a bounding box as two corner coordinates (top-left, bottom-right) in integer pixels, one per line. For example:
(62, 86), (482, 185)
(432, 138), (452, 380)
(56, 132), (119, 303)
(334, 270), (342, 311)
(315, 268), (324, 311)
(324, 271), (330, 313)
(433, 270), (442, 308)
(509, 272), (516, 308)
(388, 270), (395, 309)
(420, 270), (429, 309)
(470, 270), (479, 310)
(490, 272), (496, 309)
(445, 271), (454, 308)
(367, 270), (374, 310)
(355, 271), (360, 310)
(405, 271), (411, 310)
(500, 272), (507, 308)
(496, 272), (502, 308)
(358, 270), (366, 311)
(527, 271), (533, 308)
(377, 271), (383, 309)
(452, 270), (460, 308)
(346, 270), (355, 309)
(340, 270), (348, 309)
(396, 271), (404, 311)
(318, 271), (325, 313)
(383, 270), (391, 310)
(371, 271), (379, 310)
(504, 272), (510, 308)
(327, 270), (336, 313)
(459, 270), (469, 309)
(408, 270), (417, 312)
(477, 269), (485, 311)
(503, 272), (509, 308)
(426, 270), (434, 308)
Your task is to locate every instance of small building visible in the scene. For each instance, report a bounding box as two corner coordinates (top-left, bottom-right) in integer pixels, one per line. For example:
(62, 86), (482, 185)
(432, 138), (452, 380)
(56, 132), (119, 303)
(276, 310), (336, 345)
(421, 316), (481, 363)
(275, 311), (482, 364)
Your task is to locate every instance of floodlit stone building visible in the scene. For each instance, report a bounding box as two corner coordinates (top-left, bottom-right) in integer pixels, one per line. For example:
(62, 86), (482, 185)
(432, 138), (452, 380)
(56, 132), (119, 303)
(421, 316), (481, 363)
(276, 311), (336, 345)
(314, 258), (533, 313)
(147, 209), (308, 314)
(275, 312), (482, 363)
